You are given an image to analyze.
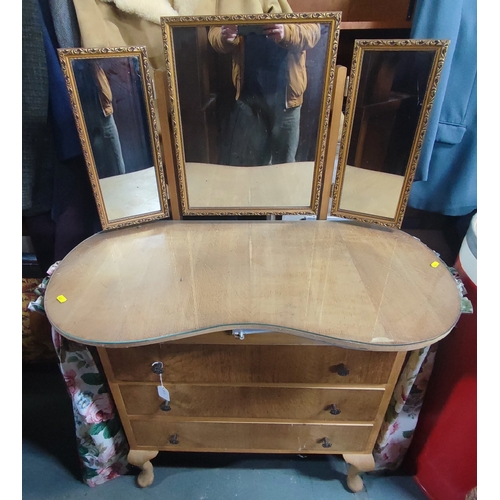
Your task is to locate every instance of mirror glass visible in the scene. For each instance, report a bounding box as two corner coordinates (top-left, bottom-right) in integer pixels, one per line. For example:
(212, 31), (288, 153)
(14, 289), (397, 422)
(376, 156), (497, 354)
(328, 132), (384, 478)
(58, 47), (169, 230)
(161, 13), (341, 215)
(331, 40), (448, 227)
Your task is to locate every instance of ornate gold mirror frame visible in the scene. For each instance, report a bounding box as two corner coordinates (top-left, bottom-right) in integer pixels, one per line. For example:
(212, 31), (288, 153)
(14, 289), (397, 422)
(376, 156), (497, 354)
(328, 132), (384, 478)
(330, 39), (449, 228)
(58, 46), (169, 230)
(161, 12), (341, 216)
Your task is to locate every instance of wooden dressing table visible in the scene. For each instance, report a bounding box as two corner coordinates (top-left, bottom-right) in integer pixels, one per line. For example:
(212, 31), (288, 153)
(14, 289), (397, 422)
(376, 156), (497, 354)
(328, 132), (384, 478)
(45, 219), (461, 492)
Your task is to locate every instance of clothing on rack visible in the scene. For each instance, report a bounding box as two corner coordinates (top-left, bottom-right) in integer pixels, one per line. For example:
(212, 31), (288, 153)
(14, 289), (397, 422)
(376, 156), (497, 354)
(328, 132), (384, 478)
(408, 0), (477, 216)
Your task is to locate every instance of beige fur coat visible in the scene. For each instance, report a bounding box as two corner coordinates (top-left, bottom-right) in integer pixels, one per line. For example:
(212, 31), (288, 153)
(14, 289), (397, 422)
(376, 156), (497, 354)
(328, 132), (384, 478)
(72, 0), (293, 69)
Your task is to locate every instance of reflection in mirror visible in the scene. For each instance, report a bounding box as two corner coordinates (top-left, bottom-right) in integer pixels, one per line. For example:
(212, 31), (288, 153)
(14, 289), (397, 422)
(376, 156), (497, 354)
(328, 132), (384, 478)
(331, 40), (448, 227)
(161, 13), (341, 215)
(58, 47), (169, 230)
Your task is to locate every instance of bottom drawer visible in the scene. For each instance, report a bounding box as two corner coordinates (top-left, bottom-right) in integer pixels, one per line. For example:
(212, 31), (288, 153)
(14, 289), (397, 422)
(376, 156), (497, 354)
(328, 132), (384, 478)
(131, 420), (373, 454)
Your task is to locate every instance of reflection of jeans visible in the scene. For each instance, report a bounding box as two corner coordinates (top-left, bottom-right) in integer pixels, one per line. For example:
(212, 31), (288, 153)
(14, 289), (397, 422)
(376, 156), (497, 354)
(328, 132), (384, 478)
(88, 112), (126, 179)
(219, 98), (301, 166)
(270, 105), (301, 164)
(218, 34), (302, 166)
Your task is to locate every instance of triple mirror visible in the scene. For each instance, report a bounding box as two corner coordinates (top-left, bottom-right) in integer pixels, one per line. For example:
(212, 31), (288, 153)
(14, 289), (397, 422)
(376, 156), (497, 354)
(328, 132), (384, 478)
(58, 46), (169, 230)
(161, 12), (341, 216)
(331, 39), (449, 228)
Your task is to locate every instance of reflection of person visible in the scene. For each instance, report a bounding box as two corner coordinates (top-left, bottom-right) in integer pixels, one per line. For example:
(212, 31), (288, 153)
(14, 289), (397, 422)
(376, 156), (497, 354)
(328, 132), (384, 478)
(208, 23), (320, 166)
(74, 61), (126, 179)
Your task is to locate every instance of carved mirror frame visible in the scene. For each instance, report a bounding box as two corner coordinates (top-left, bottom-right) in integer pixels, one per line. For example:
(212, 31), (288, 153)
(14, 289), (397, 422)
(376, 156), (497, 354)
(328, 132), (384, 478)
(161, 12), (341, 216)
(330, 39), (449, 228)
(58, 46), (169, 230)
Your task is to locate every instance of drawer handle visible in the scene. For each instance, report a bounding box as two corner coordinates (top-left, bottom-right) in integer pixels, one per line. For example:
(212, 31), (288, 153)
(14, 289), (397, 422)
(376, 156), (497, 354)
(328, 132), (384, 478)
(332, 363), (349, 376)
(160, 402), (171, 412)
(321, 437), (332, 448)
(169, 434), (179, 445)
(329, 404), (341, 416)
(151, 362), (164, 375)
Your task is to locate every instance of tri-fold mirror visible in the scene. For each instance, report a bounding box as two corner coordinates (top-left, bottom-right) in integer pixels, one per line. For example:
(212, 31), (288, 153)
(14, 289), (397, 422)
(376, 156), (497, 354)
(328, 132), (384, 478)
(58, 33), (448, 227)
(331, 39), (449, 228)
(161, 12), (341, 216)
(58, 46), (169, 230)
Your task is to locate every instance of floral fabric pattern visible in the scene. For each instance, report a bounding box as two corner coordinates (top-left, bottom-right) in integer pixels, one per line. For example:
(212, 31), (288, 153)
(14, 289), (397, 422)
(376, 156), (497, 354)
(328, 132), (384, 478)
(373, 345), (436, 470)
(29, 262), (130, 487)
(373, 264), (472, 470)
(51, 329), (130, 486)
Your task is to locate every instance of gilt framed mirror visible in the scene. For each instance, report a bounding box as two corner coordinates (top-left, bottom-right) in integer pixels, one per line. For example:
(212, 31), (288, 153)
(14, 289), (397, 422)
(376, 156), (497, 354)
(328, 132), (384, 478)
(161, 12), (341, 216)
(331, 39), (449, 228)
(58, 46), (169, 230)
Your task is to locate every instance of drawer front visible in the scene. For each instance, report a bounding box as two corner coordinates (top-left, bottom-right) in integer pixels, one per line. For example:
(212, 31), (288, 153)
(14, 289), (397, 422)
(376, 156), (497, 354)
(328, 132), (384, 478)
(167, 331), (331, 345)
(131, 420), (373, 453)
(106, 344), (397, 385)
(120, 384), (385, 421)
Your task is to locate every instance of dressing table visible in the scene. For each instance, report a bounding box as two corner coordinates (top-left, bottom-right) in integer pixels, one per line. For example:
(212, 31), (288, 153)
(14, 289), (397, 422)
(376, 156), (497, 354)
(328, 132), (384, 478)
(44, 219), (461, 492)
(53, 12), (455, 493)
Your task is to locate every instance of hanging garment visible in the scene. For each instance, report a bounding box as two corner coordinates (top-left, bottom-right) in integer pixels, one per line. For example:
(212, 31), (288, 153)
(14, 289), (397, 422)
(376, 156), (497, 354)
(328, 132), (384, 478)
(408, 0), (477, 216)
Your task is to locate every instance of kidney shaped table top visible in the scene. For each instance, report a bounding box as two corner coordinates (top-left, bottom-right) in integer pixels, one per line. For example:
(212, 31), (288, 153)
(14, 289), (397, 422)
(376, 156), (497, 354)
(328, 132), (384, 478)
(44, 220), (462, 350)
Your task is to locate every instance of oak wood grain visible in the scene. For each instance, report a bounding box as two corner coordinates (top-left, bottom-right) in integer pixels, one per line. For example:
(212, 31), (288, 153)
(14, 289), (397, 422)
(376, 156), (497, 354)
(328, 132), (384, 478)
(119, 384), (384, 421)
(130, 420), (373, 453)
(45, 220), (461, 349)
(104, 343), (398, 385)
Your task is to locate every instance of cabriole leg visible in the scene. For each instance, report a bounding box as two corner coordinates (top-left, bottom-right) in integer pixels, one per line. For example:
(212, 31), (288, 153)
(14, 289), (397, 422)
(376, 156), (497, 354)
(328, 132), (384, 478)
(127, 449), (159, 487)
(342, 453), (375, 493)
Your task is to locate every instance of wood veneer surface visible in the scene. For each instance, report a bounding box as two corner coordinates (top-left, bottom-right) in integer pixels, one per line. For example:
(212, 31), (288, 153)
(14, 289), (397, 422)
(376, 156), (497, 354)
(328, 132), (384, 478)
(119, 384), (384, 421)
(45, 220), (461, 349)
(130, 420), (373, 453)
(105, 343), (397, 384)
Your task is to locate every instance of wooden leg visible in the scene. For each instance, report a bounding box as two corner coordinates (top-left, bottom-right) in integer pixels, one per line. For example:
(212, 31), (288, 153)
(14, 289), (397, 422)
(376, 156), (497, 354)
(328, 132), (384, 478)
(342, 453), (375, 493)
(127, 449), (159, 488)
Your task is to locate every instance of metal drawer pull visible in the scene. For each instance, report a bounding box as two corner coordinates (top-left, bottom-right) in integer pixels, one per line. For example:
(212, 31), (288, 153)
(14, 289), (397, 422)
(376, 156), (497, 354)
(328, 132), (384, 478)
(169, 434), (179, 445)
(160, 401), (171, 412)
(331, 363), (349, 376)
(151, 361), (164, 374)
(329, 404), (341, 415)
(321, 437), (332, 448)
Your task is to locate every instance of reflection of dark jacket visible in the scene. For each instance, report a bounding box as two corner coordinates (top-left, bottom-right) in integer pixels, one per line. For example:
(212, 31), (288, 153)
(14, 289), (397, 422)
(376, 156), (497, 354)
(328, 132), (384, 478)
(208, 24), (320, 108)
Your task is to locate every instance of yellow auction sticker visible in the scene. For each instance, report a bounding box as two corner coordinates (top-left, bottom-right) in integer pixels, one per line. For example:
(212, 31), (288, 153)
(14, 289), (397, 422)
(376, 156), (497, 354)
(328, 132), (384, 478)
(57, 295), (67, 303)
(431, 261), (440, 268)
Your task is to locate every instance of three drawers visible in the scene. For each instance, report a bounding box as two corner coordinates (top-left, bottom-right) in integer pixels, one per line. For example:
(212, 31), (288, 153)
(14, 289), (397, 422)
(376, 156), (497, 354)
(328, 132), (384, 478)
(99, 332), (403, 454)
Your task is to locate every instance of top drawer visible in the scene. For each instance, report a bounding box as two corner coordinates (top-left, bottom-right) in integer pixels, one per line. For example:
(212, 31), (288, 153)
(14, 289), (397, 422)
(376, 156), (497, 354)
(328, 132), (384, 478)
(103, 340), (398, 385)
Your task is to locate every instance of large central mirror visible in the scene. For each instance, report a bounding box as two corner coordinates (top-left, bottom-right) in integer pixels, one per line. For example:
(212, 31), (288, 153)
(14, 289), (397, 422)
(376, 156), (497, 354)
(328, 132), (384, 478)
(331, 39), (449, 228)
(58, 46), (169, 230)
(161, 13), (341, 216)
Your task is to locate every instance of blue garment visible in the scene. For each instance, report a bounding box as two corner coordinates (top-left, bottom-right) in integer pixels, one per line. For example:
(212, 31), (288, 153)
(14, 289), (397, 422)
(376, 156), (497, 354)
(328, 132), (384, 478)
(408, 0), (477, 216)
(48, 0), (81, 48)
(38, 0), (82, 162)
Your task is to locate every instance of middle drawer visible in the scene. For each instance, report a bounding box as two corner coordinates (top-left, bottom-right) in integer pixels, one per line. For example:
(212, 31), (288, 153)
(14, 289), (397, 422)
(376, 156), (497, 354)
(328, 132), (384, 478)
(119, 384), (384, 422)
